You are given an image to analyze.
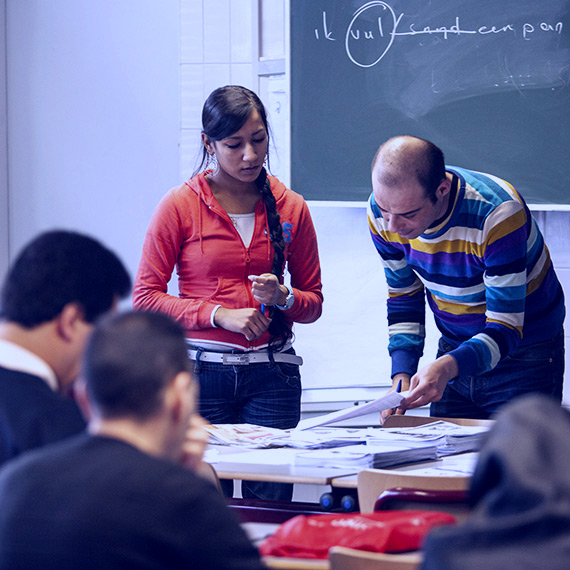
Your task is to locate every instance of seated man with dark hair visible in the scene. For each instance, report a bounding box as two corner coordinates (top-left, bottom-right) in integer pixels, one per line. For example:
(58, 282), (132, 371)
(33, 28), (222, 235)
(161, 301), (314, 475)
(0, 311), (264, 570)
(0, 230), (131, 465)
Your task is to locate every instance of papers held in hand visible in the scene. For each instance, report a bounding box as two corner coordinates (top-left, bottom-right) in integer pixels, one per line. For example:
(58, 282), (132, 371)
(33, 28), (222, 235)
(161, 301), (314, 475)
(295, 391), (406, 431)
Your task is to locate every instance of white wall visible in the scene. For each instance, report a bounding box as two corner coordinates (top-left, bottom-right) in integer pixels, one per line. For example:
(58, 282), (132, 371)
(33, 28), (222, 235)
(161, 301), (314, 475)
(4, 0), (179, 279)
(0, 0), (8, 275)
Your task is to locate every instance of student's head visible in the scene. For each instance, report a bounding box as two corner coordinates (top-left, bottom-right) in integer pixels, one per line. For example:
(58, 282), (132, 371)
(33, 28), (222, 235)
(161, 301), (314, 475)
(1, 230), (131, 328)
(83, 311), (194, 424)
(197, 84), (270, 176)
(371, 136), (451, 240)
(198, 86), (292, 349)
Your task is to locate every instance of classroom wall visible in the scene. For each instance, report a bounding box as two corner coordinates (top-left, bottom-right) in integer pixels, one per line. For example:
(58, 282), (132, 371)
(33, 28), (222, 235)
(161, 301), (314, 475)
(2, 0), (570, 407)
(3, 0), (180, 281)
(0, 0), (8, 274)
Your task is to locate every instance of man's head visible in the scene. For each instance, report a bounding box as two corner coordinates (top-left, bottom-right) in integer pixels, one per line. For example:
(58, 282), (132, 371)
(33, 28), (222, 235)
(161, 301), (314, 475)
(83, 311), (196, 458)
(1, 230), (131, 328)
(371, 136), (452, 239)
(0, 231), (131, 389)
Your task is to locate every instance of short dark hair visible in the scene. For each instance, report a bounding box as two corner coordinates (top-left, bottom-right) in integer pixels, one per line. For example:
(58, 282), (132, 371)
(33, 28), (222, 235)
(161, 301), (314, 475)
(414, 139), (446, 204)
(84, 311), (192, 420)
(0, 230), (131, 327)
(372, 136), (446, 204)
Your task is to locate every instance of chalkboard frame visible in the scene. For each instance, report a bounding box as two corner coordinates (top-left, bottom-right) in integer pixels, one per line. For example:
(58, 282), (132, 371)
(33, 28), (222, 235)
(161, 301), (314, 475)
(291, 0), (570, 206)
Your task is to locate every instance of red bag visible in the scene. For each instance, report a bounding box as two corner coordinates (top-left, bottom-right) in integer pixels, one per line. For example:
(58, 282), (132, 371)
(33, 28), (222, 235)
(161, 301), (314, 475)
(258, 510), (455, 559)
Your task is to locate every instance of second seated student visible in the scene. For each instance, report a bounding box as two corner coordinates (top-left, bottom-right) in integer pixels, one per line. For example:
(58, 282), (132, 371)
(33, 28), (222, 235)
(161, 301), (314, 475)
(0, 311), (264, 570)
(133, 85), (323, 501)
(367, 135), (565, 421)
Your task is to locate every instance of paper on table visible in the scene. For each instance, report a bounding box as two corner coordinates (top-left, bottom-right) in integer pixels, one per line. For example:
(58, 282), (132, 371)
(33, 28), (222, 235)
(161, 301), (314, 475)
(295, 391), (407, 431)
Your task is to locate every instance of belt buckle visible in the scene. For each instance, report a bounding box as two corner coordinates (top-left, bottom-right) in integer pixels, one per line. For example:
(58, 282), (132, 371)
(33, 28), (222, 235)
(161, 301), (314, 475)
(222, 353), (250, 365)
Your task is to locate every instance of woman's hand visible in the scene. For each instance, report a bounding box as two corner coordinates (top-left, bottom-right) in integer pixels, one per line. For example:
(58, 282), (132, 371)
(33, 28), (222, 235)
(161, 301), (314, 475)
(249, 273), (288, 306)
(213, 307), (271, 340)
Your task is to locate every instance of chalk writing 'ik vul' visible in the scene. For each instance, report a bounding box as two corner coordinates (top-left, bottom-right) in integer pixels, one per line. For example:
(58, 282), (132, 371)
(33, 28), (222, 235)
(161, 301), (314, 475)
(314, 1), (564, 68)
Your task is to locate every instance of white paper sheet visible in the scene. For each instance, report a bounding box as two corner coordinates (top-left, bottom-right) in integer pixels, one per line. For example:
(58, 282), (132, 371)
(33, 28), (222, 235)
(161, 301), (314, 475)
(295, 391), (407, 430)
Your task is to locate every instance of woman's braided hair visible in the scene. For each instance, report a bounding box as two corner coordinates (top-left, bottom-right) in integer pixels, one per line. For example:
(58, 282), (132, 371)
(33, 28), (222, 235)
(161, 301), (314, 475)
(197, 85), (292, 350)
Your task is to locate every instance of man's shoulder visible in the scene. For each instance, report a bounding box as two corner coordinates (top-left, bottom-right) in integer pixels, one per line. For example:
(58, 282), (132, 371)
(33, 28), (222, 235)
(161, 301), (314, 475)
(0, 366), (82, 416)
(0, 367), (86, 466)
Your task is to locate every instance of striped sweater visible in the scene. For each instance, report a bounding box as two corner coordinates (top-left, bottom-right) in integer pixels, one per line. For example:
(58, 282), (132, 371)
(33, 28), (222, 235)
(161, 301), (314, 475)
(367, 167), (565, 379)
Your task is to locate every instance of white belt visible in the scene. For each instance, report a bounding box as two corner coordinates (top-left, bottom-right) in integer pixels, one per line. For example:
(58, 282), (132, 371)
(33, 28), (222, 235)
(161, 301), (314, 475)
(188, 349), (303, 366)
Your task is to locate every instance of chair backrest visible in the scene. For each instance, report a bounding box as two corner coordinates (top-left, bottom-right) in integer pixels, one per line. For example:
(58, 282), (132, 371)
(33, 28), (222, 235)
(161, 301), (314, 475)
(357, 469), (470, 513)
(374, 486), (470, 522)
(262, 555), (330, 569)
(329, 546), (422, 570)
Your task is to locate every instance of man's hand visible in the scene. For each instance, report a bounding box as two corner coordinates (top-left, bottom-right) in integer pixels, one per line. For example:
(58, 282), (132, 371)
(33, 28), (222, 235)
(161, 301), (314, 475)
(380, 374), (410, 425)
(180, 414), (210, 471)
(213, 307), (271, 341)
(400, 354), (459, 410)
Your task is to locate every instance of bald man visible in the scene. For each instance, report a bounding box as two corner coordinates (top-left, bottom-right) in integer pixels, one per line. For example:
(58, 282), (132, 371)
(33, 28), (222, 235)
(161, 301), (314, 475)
(368, 136), (565, 420)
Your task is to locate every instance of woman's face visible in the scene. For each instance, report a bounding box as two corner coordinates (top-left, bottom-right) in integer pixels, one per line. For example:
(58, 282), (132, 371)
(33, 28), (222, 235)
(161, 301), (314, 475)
(207, 108), (268, 186)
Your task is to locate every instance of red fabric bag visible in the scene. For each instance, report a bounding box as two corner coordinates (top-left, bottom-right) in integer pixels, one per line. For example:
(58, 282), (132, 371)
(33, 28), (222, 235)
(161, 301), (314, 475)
(258, 510), (455, 559)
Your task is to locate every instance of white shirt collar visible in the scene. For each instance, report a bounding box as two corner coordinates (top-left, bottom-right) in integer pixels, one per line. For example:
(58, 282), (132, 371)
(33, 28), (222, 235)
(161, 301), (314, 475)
(0, 339), (59, 391)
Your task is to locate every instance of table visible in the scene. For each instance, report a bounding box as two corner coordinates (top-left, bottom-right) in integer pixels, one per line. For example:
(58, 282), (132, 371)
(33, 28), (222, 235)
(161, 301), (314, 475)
(208, 447), (359, 486)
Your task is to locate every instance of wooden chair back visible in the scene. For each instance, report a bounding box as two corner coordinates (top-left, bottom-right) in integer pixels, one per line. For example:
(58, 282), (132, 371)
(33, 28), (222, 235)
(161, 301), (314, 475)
(262, 556), (329, 569)
(357, 469), (470, 513)
(329, 546), (422, 570)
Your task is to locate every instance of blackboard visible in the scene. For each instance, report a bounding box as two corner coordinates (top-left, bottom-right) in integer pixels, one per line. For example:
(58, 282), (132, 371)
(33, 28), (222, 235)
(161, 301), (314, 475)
(291, 0), (570, 204)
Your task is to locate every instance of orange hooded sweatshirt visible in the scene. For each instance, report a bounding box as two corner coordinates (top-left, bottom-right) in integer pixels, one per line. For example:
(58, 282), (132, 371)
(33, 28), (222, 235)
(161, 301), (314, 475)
(133, 172), (323, 351)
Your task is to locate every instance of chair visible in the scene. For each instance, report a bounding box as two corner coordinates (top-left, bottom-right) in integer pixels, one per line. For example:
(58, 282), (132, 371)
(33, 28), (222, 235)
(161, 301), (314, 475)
(374, 487), (470, 522)
(357, 469), (470, 514)
(329, 546), (422, 570)
(262, 556), (330, 569)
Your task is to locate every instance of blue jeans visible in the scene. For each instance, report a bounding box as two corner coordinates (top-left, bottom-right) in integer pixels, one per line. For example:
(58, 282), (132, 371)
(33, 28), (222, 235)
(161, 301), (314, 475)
(192, 348), (301, 501)
(431, 330), (564, 419)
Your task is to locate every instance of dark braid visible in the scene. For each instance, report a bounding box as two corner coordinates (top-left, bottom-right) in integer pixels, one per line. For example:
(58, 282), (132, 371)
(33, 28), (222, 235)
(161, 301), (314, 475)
(256, 168), (293, 351)
(196, 85), (292, 350)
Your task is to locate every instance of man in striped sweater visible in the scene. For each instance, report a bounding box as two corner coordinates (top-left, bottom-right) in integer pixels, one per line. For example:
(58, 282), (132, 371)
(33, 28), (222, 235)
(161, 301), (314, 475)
(368, 136), (565, 420)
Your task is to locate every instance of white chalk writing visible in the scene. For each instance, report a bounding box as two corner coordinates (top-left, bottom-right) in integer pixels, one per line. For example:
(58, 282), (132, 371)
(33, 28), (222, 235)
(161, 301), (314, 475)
(313, 2), (564, 68)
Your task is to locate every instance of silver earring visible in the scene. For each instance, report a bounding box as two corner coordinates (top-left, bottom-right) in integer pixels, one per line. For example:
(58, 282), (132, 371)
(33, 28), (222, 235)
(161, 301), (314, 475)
(206, 152), (217, 170)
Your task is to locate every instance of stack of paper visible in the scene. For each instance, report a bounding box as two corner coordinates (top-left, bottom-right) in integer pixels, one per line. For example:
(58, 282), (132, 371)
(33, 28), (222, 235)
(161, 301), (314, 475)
(284, 428), (367, 449)
(294, 443), (438, 470)
(366, 421), (489, 456)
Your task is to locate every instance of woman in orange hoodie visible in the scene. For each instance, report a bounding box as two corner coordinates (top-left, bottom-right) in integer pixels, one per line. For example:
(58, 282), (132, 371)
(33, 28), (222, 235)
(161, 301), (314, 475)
(133, 85), (323, 501)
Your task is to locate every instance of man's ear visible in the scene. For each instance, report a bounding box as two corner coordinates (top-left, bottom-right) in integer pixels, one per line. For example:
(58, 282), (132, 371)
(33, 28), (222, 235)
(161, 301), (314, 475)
(168, 372), (194, 423)
(436, 175), (452, 201)
(56, 303), (85, 343)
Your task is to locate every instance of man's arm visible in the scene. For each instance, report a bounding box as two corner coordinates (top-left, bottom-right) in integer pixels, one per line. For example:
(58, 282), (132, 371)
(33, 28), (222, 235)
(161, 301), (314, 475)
(367, 198), (426, 379)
